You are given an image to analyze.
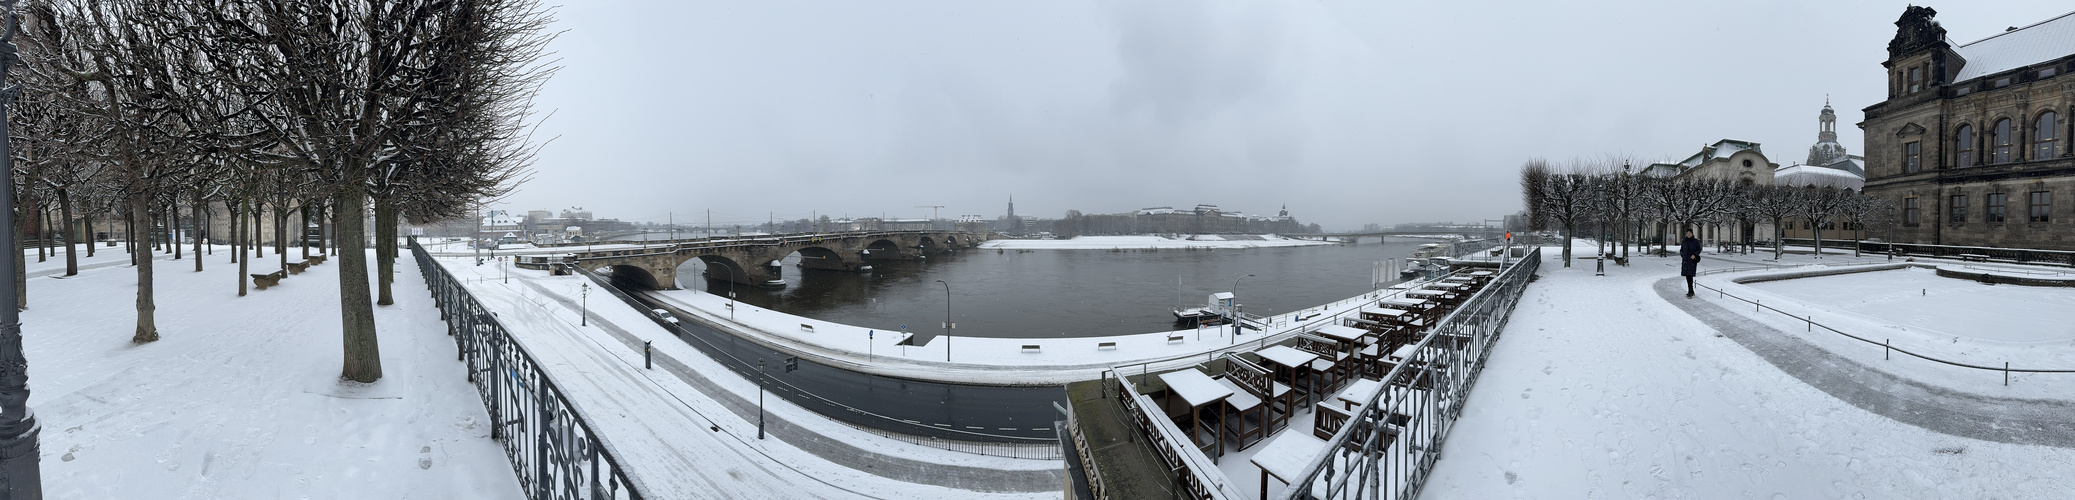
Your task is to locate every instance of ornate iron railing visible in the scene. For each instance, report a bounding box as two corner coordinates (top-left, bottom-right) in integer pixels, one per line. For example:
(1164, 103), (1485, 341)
(1279, 247), (1542, 500)
(410, 239), (648, 499)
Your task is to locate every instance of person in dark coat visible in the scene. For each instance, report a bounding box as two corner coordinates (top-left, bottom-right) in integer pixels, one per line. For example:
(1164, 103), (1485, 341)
(1679, 229), (1702, 297)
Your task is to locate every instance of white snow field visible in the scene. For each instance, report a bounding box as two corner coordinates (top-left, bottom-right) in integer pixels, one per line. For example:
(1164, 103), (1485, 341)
(978, 234), (1335, 250)
(1746, 266), (2075, 343)
(1423, 246), (2075, 499)
(27, 246), (521, 499)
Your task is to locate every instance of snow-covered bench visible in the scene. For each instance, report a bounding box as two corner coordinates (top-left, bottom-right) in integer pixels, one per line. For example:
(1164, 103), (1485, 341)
(287, 261), (310, 275)
(251, 270), (285, 290)
(1020, 344), (1041, 353)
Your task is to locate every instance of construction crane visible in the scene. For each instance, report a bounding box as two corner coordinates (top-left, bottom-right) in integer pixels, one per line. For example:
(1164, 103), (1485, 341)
(915, 205), (944, 220)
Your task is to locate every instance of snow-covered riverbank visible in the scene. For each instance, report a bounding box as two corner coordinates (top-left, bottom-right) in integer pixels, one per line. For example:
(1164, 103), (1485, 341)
(978, 234), (1335, 250)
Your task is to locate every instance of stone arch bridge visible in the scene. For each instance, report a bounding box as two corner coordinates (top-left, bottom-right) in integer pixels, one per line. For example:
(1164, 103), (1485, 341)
(544, 231), (989, 290)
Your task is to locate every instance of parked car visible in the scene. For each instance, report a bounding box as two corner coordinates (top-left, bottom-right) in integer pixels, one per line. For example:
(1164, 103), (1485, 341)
(651, 308), (679, 325)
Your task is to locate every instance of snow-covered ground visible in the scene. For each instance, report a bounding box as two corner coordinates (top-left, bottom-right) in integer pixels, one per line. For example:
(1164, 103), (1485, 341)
(1699, 264), (2075, 401)
(435, 255), (1061, 499)
(27, 246), (521, 499)
(978, 234), (1334, 250)
(1423, 247), (2075, 498)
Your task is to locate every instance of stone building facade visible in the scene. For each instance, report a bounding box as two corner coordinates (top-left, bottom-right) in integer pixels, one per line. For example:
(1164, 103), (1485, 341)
(1860, 6), (2075, 250)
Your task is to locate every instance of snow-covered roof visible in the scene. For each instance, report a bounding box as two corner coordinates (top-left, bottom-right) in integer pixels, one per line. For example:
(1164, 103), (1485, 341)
(1952, 10), (2075, 82)
(1678, 139), (1765, 168)
(1775, 164), (1865, 190)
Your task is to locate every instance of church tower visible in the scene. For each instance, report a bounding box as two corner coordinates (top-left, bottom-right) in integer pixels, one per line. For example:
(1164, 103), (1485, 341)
(1805, 99), (1849, 166)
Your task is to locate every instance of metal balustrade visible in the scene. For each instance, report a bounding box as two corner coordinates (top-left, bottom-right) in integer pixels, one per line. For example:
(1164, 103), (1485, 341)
(1279, 247), (1542, 500)
(411, 239), (649, 500)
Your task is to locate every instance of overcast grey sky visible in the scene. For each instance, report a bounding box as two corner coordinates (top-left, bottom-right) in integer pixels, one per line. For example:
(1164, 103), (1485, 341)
(502, 0), (2073, 231)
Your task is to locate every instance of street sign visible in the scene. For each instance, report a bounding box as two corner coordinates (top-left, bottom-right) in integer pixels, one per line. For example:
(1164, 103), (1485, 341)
(784, 356), (799, 373)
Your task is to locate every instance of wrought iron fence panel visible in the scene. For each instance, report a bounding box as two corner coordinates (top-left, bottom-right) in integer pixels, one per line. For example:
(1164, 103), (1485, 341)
(411, 239), (648, 500)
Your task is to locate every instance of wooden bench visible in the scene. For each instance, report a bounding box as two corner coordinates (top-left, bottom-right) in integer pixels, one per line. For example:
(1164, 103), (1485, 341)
(1096, 341), (1117, 350)
(1167, 334), (1184, 344)
(799, 324), (815, 333)
(1314, 403), (1352, 440)
(251, 271), (286, 290)
(286, 261), (310, 275)
(1957, 253), (1989, 262)
(307, 255), (326, 265)
(1020, 344), (1042, 353)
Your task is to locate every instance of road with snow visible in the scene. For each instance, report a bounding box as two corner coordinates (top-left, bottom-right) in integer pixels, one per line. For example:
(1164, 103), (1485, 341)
(626, 290), (1067, 441)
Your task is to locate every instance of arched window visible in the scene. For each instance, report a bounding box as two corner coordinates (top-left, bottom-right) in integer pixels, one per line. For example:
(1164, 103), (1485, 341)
(1991, 118), (2014, 164)
(1956, 124), (1975, 166)
(2038, 111), (2061, 159)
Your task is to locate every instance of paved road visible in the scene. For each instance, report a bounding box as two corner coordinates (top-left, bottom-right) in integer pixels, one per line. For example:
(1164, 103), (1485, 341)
(576, 275), (1069, 442)
(1656, 276), (2075, 448)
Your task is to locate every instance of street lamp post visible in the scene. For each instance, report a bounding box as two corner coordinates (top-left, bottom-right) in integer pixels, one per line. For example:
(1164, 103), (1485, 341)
(936, 280), (951, 362)
(1885, 205), (1895, 261)
(0, 1), (47, 493)
(580, 282), (589, 327)
(756, 358), (766, 440)
(1229, 274), (1253, 344)
(714, 264), (737, 320)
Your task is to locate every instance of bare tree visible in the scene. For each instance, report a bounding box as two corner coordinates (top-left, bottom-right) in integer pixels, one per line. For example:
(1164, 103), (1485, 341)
(1520, 160), (1550, 231)
(1793, 186), (1847, 259)
(1839, 190), (1891, 258)
(1749, 185), (1800, 260)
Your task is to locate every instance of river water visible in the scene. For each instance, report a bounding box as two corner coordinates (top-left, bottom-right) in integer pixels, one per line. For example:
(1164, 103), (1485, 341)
(666, 238), (1427, 340)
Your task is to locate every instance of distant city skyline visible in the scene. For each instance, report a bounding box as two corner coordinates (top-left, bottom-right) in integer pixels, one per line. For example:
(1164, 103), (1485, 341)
(500, 1), (2075, 231)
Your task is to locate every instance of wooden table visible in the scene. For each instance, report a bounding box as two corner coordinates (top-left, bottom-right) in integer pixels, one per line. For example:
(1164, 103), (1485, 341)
(1251, 433), (1326, 500)
(1314, 324), (1367, 350)
(1159, 369), (1236, 461)
(1255, 345), (1319, 408)
(1335, 378), (1383, 411)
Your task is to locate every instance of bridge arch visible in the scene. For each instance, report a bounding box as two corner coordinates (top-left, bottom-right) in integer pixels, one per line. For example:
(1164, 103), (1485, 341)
(688, 254), (753, 286)
(606, 264), (663, 291)
(863, 239), (903, 260)
(917, 236), (939, 253)
(791, 246), (862, 272)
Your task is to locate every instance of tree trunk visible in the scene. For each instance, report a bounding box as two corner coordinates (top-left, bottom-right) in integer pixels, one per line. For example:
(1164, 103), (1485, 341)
(276, 200), (288, 273)
(193, 189), (204, 271)
(337, 186), (381, 382)
(252, 200), (263, 259)
(58, 189), (76, 277)
(171, 202), (183, 260)
(35, 204), (46, 263)
(235, 200), (247, 297)
(227, 199), (238, 264)
(301, 205), (311, 260)
(83, 210), (93, 258)
(375, 200), (394, 306)
(125, 212), (134, 265)
(131, 194), (158, 343)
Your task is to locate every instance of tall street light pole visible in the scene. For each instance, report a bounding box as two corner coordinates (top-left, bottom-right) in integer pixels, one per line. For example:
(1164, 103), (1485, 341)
(1230, 274), (1252, 343)
(0, 1), (46, 494)
(716, 264), (737, 320)
(936, 280), (951, 362)
(580, 282), (590, 327)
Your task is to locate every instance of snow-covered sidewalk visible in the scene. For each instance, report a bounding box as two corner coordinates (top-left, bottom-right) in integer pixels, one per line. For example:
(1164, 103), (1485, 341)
(434, 255), (1062, 499)
(1422, 248), (2075, 498)
(30, 248), (519, 499)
